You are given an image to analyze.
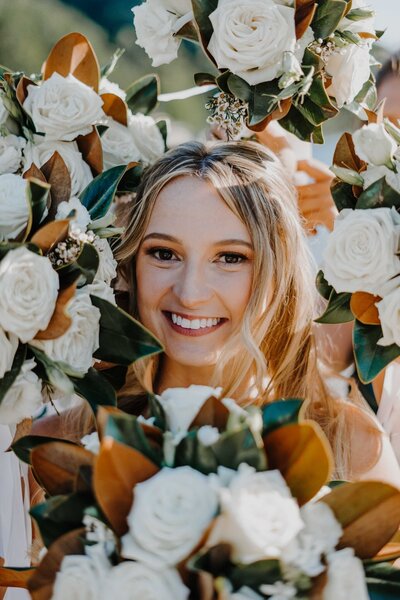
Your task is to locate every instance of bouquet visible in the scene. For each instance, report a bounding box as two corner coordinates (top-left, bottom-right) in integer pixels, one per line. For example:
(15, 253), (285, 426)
(2, 386), (400, 598)
(316, 112), (400, 383)
(0, 32), (165, 427)
(132, 0), (379, 141)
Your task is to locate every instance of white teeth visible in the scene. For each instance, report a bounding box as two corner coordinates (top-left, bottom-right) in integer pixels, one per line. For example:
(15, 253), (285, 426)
(177, 315), (182, 325)
(170, 313), (221, 329)
(181, 318), (191, 328)
(171, 313), (178, 324)
(200, 319), (207, 328)
(206, 318), (213, 327)
(190, 319), (201, 330)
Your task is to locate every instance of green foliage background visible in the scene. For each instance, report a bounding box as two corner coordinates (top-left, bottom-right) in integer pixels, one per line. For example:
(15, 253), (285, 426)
(0, 0), (212, 133)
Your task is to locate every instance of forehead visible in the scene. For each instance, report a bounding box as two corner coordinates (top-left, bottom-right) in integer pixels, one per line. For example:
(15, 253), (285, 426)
(145, 175), (251, 243)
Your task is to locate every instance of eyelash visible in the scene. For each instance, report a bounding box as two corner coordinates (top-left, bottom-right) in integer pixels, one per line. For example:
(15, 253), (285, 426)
(146, 247), (248, 265)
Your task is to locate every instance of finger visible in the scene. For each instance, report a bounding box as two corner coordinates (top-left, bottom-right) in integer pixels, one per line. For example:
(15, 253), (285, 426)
(297, 159), (333, 182)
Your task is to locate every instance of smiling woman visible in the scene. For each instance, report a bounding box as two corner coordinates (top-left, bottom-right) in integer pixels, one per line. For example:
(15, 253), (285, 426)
(116, 140), (400, 482)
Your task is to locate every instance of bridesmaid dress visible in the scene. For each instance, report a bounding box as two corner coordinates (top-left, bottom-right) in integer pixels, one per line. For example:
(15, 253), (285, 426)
(0, 425), (31, 600)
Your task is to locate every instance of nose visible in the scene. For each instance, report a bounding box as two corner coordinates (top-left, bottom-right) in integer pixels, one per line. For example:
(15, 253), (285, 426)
(172, 259), (213, 308)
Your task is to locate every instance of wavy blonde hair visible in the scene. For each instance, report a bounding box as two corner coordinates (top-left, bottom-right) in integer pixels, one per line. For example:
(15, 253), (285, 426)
(116, 140), (373, 477)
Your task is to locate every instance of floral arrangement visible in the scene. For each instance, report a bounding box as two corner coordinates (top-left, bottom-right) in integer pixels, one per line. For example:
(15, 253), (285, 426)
(132, 0), (379, 141)
(1, 386), (400, 598)
(317, 112), (400, 383)
(0, 32), (164, 426)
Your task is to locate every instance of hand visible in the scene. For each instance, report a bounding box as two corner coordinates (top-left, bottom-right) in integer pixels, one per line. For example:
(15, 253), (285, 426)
(296, 159), (337, 236)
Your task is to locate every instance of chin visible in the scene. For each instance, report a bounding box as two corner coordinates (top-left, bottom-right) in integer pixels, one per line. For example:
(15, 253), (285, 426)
(164, 346), (220, 369)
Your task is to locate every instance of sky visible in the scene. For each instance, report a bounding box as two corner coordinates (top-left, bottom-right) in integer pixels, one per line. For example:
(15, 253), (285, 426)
(370, 0), (399, 52)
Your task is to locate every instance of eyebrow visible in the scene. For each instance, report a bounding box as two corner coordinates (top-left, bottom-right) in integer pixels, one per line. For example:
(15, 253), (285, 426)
(142, 233), (253, 249)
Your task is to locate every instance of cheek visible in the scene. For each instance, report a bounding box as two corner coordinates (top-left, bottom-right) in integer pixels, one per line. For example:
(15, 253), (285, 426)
(135, 261), (172, 319)
(216, 270), (253, 322)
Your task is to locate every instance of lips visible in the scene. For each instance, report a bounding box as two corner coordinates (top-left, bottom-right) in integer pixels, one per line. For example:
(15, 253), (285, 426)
(163, 311), (226, 337)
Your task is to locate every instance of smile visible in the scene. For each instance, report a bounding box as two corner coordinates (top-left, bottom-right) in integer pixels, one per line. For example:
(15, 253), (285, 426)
(163, 311), (226, 336)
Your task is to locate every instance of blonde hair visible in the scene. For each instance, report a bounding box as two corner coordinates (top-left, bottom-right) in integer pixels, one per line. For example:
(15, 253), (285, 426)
(116, 140), (371, 476)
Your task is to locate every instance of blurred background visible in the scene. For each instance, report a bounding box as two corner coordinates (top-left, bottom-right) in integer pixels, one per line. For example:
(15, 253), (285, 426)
(0, 0), (398, 161)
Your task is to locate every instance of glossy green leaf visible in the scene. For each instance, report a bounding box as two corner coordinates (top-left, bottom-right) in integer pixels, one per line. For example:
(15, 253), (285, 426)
(0, 242), (41, 259)
(126, 74), (159, 115)
(216, 71), (231, 94)
(194, 72), (217, 86)
(91, 295), (163, 365)
(316, 270), (333, 301)
(315, 290), (353, 324)
(298, 76), (338, 126)
(279, 105), (322, 142)
(24, 179), (50, 240)
(227, 74), (253, 102)
(30, 493), (91, 547)
(191, 0), (219, 58)
(175, 430), (219, 474)
(30, 345), (79, 387)
(70, 367), (117, 412)
(331, 179), (358, 211)
(57, 242), (99, 287)
(100, 48), (125, 79)
(356, 177), (400, 209)
(354, 320), (400, 384)
(230, 560), (284, 590)
(148, 393), (166, 430)
(261, 399), (302, 435)
(367, 581), (400, 599)
(365, 563), (400, 583)
(312, 0), (347, 38)
(118, 163), (143, 193)
(212, 428), (266, 471)
(80, 165), (127, 220)
(12, 435), (76, 465)
(100, 365), (128, 391)
(156, 120), (168, 151)
(0, 344), (26, 404)
(104, 413), (162, 465)
(248, 92), (278, 127)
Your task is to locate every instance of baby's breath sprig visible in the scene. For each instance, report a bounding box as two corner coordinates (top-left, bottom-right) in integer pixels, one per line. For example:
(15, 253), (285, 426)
(205, 92), (248, 140)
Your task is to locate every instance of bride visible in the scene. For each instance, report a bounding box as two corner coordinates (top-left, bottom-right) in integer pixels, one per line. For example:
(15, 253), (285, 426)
(114, 139), (400, 484)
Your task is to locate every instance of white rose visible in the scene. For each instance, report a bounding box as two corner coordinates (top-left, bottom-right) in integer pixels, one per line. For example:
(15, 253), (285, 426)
(230, 588), (265, 600)
(101, 119), (141, 170)
(56, 196), (91, 230)
(326, 43), (371, 107)
(377, 285), (400, 346)
(208, 0), (306, 86)
(0, 247), (59, 342)
(133, 0), (193, 67)
(197, 425), (220, 446)
(362, 163), (400, 193)
(0, 174), (29, 241)
(338, 0), (375, 36)
(323, 548), (369, 600)
(99, 77), (127, 100)
(52, 552), (109, 600)
(207, 466), (303, 564)
(0, 359), (43, 425)
(86, 279), (116, 305)
(122, 466), (218, 566)
(0, 328), (18, 378)
(0, 135), (26, 174)
(0, 93), (8, 125)
(23, 73), (104, 142)
(353, 123), (398, 167)
(93, 237), (117, 285)
(157, 385), (222, 436)
(24, 139), (93, 196)
(259, 582), (297, 599)
(323, 208), (400, 295)
(103, 562), (189, 600)
(285, 502), (342, 576)
(31, 289), (100, 374)
(128, 113), (165, 166)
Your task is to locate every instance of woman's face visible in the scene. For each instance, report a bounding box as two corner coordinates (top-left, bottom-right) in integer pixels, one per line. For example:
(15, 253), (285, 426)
(135, 176), (254, 369)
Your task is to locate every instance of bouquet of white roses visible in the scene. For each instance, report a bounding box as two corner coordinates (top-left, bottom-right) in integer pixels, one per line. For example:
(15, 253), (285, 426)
(132, 0), (379, 142)
(317, 113), (400, 384)
(0, 32), (164, 427)
(2, 387), (400, 598)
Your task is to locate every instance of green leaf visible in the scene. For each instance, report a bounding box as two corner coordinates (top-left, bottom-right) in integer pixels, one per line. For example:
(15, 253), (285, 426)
(57, 243), (99, 287)
(100, 48), (125, 78)
(365, 563), (400, 583)
(227, 74), (253, 102)
(315, 290), (353, 324)
(331, 180), (358, 211)
(80, 165), (128, 221)
(0, 343), (26, 404)
(24, 179), (50, 240)
(70, 367), (117, 413)
(175, 430), (219, 474)
(91, 295), (163, 366)
(346, 7), (375, 20)
(216, 71), (231, 94)
(367, 580), (400, 599)
(29, 346), (78, 391)
(230, 560), (283, 590)
(279, 105), (322, 143)
(194, 72), (217, 86)
(126, 74), (159, 115)
(354, 76), (378, 110)
(118, 163), (143, 193)
(156, 120), (168, 151)
(297, 76), (338, 126)
(261, 399), (302, 435)
(0, 242), (41, 259)
(191, 0), (219, 57)
(212, 428), (266, 471)
(316, 270), (334, 301)
(354, 320), (400, 384)
(104, 413), (162, 465)
(248, 91), (278, 127)
(12, 435), (76, 465)
(100, 365), (128, 391)
(148, 393), (166, 430)
(312, 0), (347, 38)
(356, 177), (400, 209)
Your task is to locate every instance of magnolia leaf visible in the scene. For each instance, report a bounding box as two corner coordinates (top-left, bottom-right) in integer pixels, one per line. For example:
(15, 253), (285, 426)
(355, 76), (378, 110)
(11, 419), (32, 446)
(316, 270), (333, 301)
(333, 132), (364, 171)
(91, 295), (163, 365)
(261, 399), (302, 435)
(31, 441), (94, 496)
(279, 105), (323, 143)
(350, 292), (381, 325)
(191, 0), (219, 64)
(100, 93), (128, 126)
(356, 177), (400, 210)
(230, 560), (283, 590)
(125, 74), (159, 115)
(212, 427), (266, 471)
(295, 0), (317, 40)
(175, 19), (199, 42)
(20, 178), (51, 242)
(189, 395), (230, 431)
(34, 281), (76, 341)
(23, 163), (47, 184)
(80, 164), (128, 220)
(264, 421), (333, 505)
(15, 76), (36, 106)
(42, 32), (100, 92)
(0, 344), (26, 405)
(76, 127), (103, 175)
(12, 435), (76, 465)
(315, 290), (353, 324)
(0, 566), (35, 590)
(118, 163), (143, 193)
(353, 320), (400, 384)
(194, 72), (217, 87)
(175, 430), (219, 474)
(93, 437), (159, 535)
(321, 481), (400, 558)
(156, 120), (168, 151)
(331, 179), (358, 211)
(216, 71), (231, 94)
(0, 242), (40, 260)
(30, 218), (69, 254)
(100, 48), (125, 79)
(30, 494), (91, 548)
(312, 0), (347, 39)
(28, 528), (85, 600)
(227, 74), (252, 102)
(247, 92), (279, 131)
(70, 367), (117, 413)
(96, 405), (128, 439)
(41, 151), (71, 214)
(103, 412), (162, 465)
(56, 242), (99, 287)
(29, 347), (76, 394)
